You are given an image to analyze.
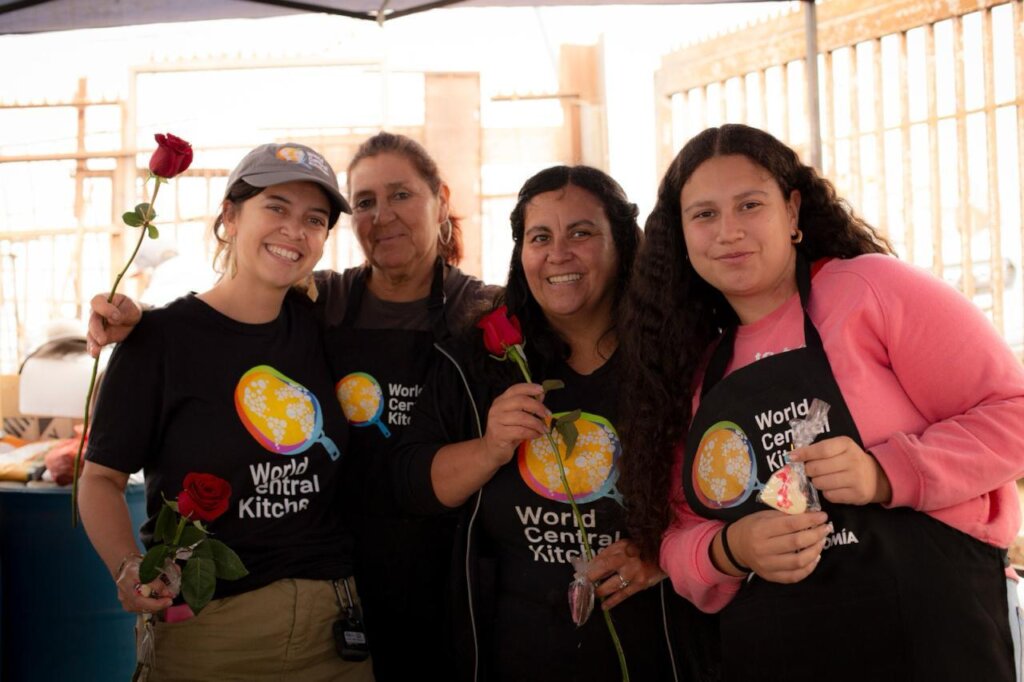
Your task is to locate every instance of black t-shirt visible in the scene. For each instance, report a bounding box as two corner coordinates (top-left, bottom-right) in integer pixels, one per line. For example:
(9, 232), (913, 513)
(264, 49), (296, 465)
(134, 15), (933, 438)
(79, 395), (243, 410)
(86, 292), (353, 597)
(399, 342), (690, 681)
(478, 354), (673, 681)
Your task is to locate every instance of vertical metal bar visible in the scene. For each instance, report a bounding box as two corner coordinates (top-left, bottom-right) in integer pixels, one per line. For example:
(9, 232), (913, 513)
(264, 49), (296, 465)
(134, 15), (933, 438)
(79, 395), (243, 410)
(873, 38), (888, 236)
(756, 68), (768, 132)
(925, 23), (943, 277)
(953, 15), (974, 298)
(780, 63), (791, 143)
(899, 30), (915, 263)
(982, 7), (1004, 332)
(822, 50), (835, 179)
(805, 0), (822, 170)
(849, 45), (863, 212)
(720, 78), (729, 124)
(73, 78), (87, 320)
(736, 75), (748, 125)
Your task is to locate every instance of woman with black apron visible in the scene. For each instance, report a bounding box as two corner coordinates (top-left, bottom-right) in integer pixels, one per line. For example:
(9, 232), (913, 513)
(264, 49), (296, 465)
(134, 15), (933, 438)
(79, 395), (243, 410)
(619, 124), (1024, 681)
(322, 133), (496, 680)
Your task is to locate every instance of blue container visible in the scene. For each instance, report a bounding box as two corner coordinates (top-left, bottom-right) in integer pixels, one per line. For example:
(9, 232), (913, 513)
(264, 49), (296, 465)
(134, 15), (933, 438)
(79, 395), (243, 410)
(0, 484), (146, 682)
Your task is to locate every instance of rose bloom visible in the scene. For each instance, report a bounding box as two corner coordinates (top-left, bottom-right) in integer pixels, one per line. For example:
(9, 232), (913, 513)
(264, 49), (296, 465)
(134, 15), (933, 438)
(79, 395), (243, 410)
(149, 133), (194, 179)
(476, 305), (523, 356)
(177, 472), (232, 523)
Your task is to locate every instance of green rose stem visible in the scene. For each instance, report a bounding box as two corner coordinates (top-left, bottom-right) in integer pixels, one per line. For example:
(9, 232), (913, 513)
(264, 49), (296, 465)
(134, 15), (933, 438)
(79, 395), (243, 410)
(71, 175), (164, 526)
(505, 342), (630, 682)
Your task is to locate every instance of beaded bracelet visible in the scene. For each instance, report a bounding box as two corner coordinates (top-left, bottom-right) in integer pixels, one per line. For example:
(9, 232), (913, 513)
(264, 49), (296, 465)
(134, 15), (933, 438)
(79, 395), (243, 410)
(721, 521), (751, 574)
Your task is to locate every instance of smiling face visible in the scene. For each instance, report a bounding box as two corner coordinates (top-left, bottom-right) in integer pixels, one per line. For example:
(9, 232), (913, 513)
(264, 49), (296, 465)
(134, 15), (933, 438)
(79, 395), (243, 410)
(222, 180), (330, 293)
(680, 154), (801, 324)
(520, 184), (620, 328)
(347, 152), (446, 280)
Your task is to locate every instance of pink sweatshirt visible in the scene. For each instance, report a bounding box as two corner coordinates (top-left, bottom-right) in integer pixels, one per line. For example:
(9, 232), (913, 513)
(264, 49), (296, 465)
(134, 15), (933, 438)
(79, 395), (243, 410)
(661, 254), (1024, 613)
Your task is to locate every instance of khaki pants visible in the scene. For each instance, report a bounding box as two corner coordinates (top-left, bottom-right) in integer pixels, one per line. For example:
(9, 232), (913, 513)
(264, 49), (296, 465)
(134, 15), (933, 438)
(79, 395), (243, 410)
(135, 578), (374, 682)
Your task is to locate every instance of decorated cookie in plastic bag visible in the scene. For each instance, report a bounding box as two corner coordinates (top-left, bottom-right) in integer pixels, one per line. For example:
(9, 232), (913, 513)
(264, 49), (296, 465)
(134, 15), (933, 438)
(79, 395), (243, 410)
(758, 399), (830, 514)
(760, 464), (810, 514)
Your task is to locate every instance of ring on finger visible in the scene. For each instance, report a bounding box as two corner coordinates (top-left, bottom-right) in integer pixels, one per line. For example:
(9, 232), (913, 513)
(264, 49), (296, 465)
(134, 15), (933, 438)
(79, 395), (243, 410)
(617, 573), (630, 589)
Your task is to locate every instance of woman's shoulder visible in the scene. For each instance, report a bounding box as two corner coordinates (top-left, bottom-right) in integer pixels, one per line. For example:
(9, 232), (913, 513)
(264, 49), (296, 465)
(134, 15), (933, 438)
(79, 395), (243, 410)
(445, 267), (502, 306)
(819, 253), (958, 301)
(135, 294), (200, 331)
(444, 266), (503, 333)
(315, 266), (365, 327)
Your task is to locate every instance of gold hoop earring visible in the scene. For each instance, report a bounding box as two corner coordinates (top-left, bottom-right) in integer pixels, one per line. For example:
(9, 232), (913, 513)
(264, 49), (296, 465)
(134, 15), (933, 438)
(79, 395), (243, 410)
(791, 228), (804, 244)
(439, 218), (453, 246)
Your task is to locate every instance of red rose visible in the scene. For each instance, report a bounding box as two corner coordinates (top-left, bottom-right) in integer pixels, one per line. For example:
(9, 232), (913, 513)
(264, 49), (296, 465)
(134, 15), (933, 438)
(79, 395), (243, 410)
(476, 305), (523, 356)
(177, 472), (231, 523)
(149, 133), (193, 179)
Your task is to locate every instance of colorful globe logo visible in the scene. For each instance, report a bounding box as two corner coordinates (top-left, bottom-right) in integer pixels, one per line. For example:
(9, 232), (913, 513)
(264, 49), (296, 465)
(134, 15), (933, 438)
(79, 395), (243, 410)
(518, 412), (621, 504)
(692, 421), (757, 508)
(336, 371), (391, 437)
(235, 365), (339, 460)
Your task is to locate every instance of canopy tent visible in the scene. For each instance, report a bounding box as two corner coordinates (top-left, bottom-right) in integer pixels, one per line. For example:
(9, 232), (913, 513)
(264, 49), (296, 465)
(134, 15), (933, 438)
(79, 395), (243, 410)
(0, 0), (821, 166)
(1, 0), (791, 29)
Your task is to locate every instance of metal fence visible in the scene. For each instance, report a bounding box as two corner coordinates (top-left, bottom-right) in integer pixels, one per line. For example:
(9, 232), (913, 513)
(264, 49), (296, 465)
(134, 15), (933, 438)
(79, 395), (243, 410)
(655, 0), (1024, 353)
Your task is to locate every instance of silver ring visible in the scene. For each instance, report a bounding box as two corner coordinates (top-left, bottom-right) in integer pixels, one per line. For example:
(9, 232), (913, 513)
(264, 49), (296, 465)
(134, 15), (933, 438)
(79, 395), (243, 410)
(617, 573), (630, 589)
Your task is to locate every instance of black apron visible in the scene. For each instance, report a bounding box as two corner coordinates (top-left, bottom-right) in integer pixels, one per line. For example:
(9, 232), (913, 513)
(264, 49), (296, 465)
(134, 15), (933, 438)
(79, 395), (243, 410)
(682, 258), (1013, 682)
(332, 258), (457, 680)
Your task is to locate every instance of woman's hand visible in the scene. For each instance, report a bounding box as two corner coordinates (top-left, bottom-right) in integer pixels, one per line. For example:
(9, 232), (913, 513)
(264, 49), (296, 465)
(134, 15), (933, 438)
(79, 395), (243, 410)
(87, 293), (142, 357)
(790, 436), (892, 505)
(586, 539), (666, 610)
(114, 554), (176, 615)
(722, 510), (831, 584)
(480, 383), (549, 467)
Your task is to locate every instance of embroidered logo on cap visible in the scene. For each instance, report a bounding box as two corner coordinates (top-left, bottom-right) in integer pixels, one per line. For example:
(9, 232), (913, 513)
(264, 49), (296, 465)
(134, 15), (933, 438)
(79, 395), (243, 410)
(275, 145), (332, 179)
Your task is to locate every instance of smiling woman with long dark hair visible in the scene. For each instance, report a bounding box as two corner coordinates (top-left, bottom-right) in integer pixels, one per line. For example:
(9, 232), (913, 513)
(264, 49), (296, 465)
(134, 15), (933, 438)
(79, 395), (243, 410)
(394, 165), (720, 682)
(619, 123), (1024, 681)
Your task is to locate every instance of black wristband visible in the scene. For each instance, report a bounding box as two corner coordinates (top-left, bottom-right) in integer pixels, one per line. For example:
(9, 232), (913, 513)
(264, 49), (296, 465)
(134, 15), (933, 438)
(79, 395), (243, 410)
(721, 521), (751, 574)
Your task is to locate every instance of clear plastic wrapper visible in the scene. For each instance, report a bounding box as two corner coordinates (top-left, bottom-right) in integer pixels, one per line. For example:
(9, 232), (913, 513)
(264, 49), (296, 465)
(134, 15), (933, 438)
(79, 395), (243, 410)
(568, 556), (595, 626)
(758, 399), (830, 514)
(133, 558), (183, 672)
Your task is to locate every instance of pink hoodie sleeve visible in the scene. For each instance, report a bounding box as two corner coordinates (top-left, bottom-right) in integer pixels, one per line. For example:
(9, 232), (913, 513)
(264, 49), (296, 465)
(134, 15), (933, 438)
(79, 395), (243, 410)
(838, 257), (1024, 520)
(659, 445), (743, 613)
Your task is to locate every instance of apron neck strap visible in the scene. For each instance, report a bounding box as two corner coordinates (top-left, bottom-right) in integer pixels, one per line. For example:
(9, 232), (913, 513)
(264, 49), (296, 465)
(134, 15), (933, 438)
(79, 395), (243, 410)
(427, 257), (449, 342)
(341, 257), (449, 342)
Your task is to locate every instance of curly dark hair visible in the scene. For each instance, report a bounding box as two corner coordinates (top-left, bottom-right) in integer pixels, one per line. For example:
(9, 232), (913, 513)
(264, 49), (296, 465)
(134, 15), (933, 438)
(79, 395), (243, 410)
(619, 124), (893, 559)
(347, 131), (463, 265)
(495, 165), (642, 378)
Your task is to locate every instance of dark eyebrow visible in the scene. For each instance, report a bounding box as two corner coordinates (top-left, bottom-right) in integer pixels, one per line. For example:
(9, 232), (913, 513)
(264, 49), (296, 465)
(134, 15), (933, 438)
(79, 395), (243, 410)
(682, 189), (769, 215)
(351, 180), (410, 199)
(263, 193), (329, 215)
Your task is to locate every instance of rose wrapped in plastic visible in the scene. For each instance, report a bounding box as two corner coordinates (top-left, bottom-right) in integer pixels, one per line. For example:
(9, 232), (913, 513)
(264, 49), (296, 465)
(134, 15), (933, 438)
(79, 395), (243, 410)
(477, 306), (629, 681)
(134, 472), (246, 666)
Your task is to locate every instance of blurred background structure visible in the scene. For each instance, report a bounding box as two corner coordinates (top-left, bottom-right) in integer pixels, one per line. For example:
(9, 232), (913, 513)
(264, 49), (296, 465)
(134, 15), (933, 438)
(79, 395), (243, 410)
(0, 0), (1022, 376)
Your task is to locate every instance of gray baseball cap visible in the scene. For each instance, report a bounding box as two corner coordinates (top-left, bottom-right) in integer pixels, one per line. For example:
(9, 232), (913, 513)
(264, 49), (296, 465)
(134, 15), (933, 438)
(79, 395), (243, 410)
(225, 142), (351, 222)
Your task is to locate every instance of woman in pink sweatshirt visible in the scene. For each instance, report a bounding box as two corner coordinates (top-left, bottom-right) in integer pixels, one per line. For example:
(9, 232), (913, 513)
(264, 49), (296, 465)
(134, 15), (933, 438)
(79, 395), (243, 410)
(619, 123), (1024, 681)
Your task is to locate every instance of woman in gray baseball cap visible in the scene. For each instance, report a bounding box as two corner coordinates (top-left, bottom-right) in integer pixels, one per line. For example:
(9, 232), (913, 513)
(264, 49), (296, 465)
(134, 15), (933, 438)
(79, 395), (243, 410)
(79, 141), (375, 681)
(86, 133), (497, 680)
